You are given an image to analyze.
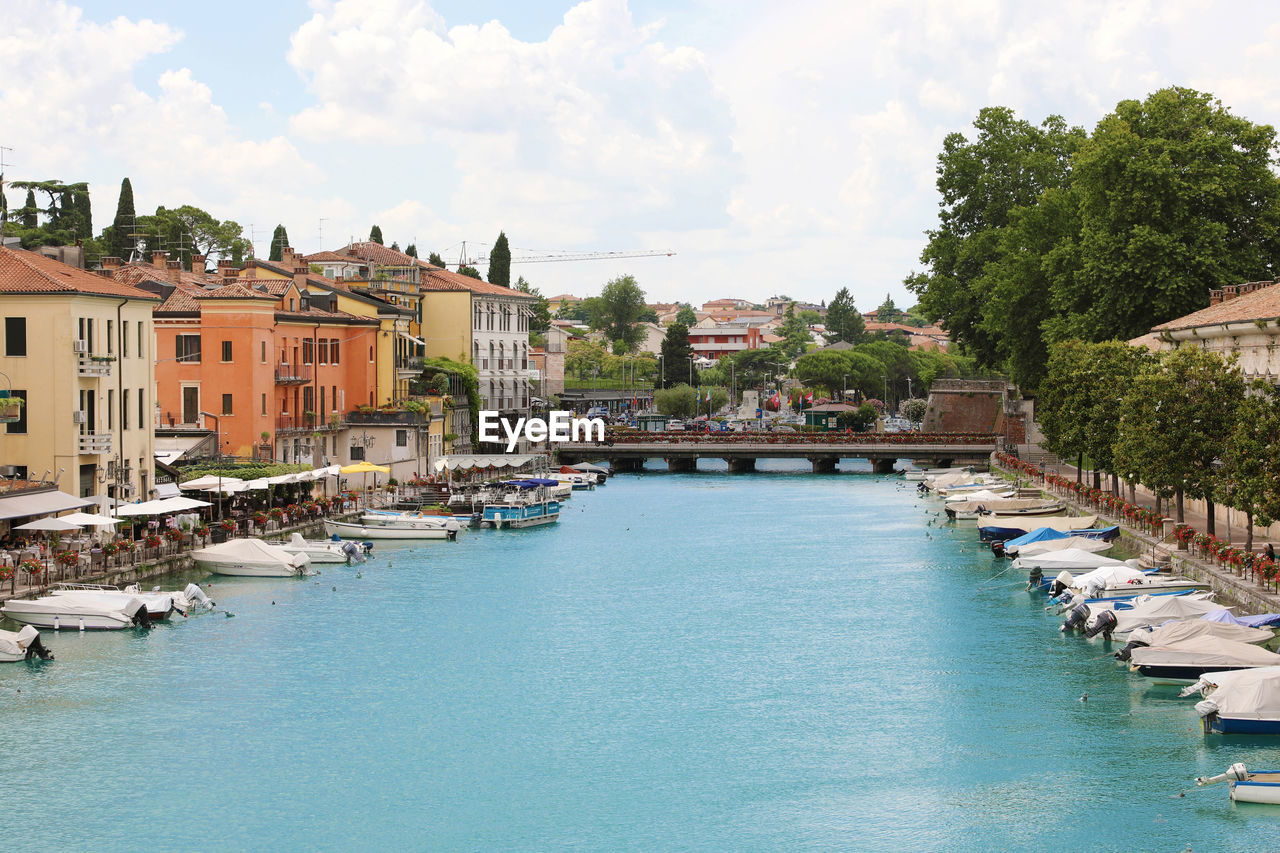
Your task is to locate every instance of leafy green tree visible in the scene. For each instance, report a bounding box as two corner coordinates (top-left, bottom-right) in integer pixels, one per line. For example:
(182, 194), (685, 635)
(905, 106), (1085, 370)
(837, 404), (879, 432)
(369, 225), (383, 245)
(659, 322), (694, 388)
(565, 339), (607, 381)
(269, 224), (289, 262)
(1037, 339), (1096, 479)
(874, 295), (901, 323)
(19, 190), (36, 228)
(389, 241), (400, 252)
(457, 265), (481, 279)
(427, 251), (445, 267)
(654, 384), (697, 417)
(72, 188), (91, 240)
(588, 274), (647, 352)
(794, 350), (858, 398)
(1113, 347), (1245, 522)
(825, 288), (864, 343)
(675, 304), (698, 326)
(799, 309), (821, 325)
(1050, 87), (1280, 343)
(404, 244), (418, 258)
(1218, 386), (1280, 550)
(514, 276), (550, 333)
(776, 303), (813, 359)
(140, 205), (250, 268)
(488, 231), (510, 287)
(899, 398), (927, 423)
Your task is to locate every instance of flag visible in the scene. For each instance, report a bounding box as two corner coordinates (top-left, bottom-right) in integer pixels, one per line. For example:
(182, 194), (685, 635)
(805, 392), (814, 404)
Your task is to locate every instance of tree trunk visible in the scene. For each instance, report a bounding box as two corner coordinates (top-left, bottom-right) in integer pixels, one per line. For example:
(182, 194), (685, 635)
(1112, 472), (1119, 497)
(1155, 494), (1161, 516)
(1175, 488), (1184, 524)
(1092, 469), (1101, 490)
(1076, 453), (1083, 486)
(1247, 510), (1255, 552)
(1128, 481), (1136, 503)
(1206, 500), (1215, 537)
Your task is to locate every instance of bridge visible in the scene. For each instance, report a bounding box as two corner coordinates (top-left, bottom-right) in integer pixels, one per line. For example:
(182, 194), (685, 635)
(556, 432), (999, 473)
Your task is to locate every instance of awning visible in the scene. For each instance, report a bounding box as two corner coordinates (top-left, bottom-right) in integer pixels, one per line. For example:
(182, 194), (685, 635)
(155, 435), (209, 465)
(154, 482), (181, 499)
(0, 488), (95, 521)
(398, 331), (427, 347)
(433, 454), (536, 472)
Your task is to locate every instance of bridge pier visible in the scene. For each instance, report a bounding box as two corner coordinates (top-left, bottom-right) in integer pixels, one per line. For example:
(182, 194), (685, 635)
(809, 456), (837, 474)
(666, 457), (696, 473)
(613, 458), (645, 473)
(872, 458), (896, 474)
(725, 457), (756, 473)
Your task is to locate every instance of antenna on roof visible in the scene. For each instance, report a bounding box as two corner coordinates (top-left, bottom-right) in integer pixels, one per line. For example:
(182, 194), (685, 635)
(318, 217), (328, 250)
(0, 144), (12, 244)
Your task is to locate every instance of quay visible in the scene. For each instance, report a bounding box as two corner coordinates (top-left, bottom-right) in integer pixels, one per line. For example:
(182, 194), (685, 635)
(557, 432), (999, 473)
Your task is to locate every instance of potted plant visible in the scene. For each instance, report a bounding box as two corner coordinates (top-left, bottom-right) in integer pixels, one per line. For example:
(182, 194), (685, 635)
(20, 558), (43, 579)
(56, 551), (80, 570)
(0, 394), (24, 423)
(164, 527), (184, 543)
(144, 533), (163, 549)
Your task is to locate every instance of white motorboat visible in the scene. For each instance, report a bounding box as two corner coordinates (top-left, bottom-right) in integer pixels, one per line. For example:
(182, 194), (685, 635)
(1128, 636), (1280, 683)
(191, 538), (310, 577)
(1114, 619), (1275, 662)
(1060, 564), (1207, 601)
(1197, 764), (1280, 802)
(0, 625), (53, 661)
(1183, 667), (1280, 734)
(279, 532), (365, 563)
(1008, 535), (1113, 559)
(1, 593), (152, 630)
(324, 516), (457, 540)
(905, 465), (972, 482)
(482, 480), (562, 529)
(947, 497), (1060, 521)
(49, 583), (178, 621)
(550, 472), (595, 491)
(1062, 593), (1225, 639)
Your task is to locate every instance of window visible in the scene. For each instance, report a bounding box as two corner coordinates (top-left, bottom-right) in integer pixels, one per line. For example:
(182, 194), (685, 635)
(5, 388), (26, 434)
(320, 386), (326, 416)
(137, 322), (143, 358)
(221, 340), (232, 362)
(261, 393), (267, 416)
(350, 445), (365, 461)
(138, 388), (144, 429)
(318, 339), (328, 364)
(474, 305), (482, 329)
(107, 320), (114, 354)
(107, 389), (114, 430)
(4, 318), (26, 356)
(396, 429), (408, 447)
(176, 334), (201, 363)
(369, 346), (374, 363)
(122, 321), (129, 358)
(261, 340), (267, 364)
(221, 393), (233, 415)
(303, 338), (314, 364)
(122, 389), (129, 431)
(289, 298), (296, 312)
(331, 385), (337, 412)
(331, 340), (340, 364)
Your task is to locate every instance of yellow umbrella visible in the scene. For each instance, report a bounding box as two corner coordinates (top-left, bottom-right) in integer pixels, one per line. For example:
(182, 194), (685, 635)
(340, 460), (392, 495)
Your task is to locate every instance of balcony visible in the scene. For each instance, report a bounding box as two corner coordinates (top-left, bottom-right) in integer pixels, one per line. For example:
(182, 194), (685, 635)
(395, 356), (424, 376)
(277, 413), (343, 432)
(77, 356), (113, 378)
(78, 432), (112, 455)
(345, 409), (426, 426)
(275, 364), (313, 384)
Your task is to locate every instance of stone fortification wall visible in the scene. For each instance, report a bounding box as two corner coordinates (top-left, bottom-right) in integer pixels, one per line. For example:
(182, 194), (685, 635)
(923, 379), (1012, 435)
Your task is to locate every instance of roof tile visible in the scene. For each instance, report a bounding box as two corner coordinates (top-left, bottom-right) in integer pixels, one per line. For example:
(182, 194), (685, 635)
(0, 248), (158, 299)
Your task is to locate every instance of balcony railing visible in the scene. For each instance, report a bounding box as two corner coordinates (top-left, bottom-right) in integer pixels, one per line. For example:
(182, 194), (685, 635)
(345, 409), (425, 426)
(277, 413), (343, 432)
(78, 432), (112, 455)
(275, 364), (313, 384)
(395, 356), (424, 372)
(77, 357), (113, 378)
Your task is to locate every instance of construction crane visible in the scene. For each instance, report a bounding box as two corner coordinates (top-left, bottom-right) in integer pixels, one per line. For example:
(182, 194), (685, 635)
(449, 242), (675, 268)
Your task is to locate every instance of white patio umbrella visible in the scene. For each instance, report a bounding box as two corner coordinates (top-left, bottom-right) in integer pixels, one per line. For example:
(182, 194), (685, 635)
(152, 496), (212, 512)
(58, 512), (121, 527)
(179, 475), (246, 490)
(113, 500), (167, 517)
(14, 517), (83, 531)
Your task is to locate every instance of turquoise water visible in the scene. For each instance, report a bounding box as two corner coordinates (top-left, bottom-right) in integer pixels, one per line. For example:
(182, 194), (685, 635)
(4, 459), (1280, 850)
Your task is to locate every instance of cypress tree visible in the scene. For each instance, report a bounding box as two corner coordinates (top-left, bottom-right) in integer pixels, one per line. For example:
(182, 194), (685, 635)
(269, 224), (289, 262)
(428, 251), (445, 267)
(369, 225), (383, 245)
(74, 189), (92, 240)
(404, 244), (418, 258)
(21, 190), (37, 228)
(390, 241), (400, 252)
(108, 178), (135, 259)
(488, 230), (511, 287)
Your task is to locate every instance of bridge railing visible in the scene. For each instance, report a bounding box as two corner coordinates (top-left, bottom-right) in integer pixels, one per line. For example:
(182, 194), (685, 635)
(571, 431), (998, 447)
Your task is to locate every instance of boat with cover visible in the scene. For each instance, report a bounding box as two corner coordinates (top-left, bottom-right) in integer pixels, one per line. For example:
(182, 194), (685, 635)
(278, 532), (366, 563)
(1063, 593), (1225, 638)
(48, 583), (184, 621)
(1183, 666), (1280, 734)
(482, 480), (561, 529)
(0, 626), (53, 661)
(905, 465), (972, 482)
(1, 592), (153, 630)
(945, 496), (1052, 520)
(1196, 764), (1280, 803)
(1114, 619), (1275, 662)
(1128, 636), (1280, 683)
(191, 538), (310, 577)
(943, 488), (1016, 504)
(994, 524), (1120, 556)
(1010, 535), (1113, 559)
(978, 515), (1099, 543)
(551, 471), (595, 491)
(324, 514), (458, 540)
(1063, 564), (1207, 601)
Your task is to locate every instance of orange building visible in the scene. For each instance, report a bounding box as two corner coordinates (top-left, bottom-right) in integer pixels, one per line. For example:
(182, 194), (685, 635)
(111, 253), (380, 463)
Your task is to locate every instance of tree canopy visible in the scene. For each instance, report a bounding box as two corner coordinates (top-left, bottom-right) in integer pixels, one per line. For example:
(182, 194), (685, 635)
(825, 288), (864, 344)
(488, 231), (510, 288)
(659, 322), (694, 388)
(369, 225), (384, 245)
(269, 224), (289, 262)
(587, 275), (648, 352)
(139, 204), (250, 268)
(675, 304), (698, 326)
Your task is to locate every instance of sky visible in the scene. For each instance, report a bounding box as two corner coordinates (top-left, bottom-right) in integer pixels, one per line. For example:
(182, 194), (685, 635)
(5, 1), (1280, 310)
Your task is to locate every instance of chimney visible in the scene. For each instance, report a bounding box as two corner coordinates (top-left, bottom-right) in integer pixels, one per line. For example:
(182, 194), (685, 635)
(293, 263), (309, 289)
(101, 256), (122, 270)
(1222, 284), (1239, 302)
(335, 275), (345, 286)
(166, 260), (182, 283)
(280, 246), (296, 268)
(217, 259), (236, 272)
(346, 246), (358, 257)
(191, 253), (206, 274)
(1209, 290), (1223, 306)
(151, 250), (167, 269)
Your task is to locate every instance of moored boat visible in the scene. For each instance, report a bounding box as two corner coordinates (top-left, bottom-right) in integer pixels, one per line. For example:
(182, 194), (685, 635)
(279, 532), (366, 563)
(49, 583), (178, 621)
(979, 514), (1100, 543)
(191, 538), (311, 577)
(1196, 764), (1280, 803)
(1184, 667), (1280, 734)
(1115, 618), (1276, 661)
(324, 516), (457, 540)
(482, 480), (562, 529)
(1, 593), (153, 630)
(0, 625), (53, 661)
(1129, 636), (1280, 683)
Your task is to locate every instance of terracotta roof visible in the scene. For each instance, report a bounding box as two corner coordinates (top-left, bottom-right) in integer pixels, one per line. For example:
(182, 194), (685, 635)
(275, 307), (378, 324)
(330, 241), (423, 268)
(112, 261), (223, 291)
(302, 250), (365, 265)
(0, 248), (158, 299)
(420, 267), (536, 299)
(1153, 282), (1280, 332)
(196, 282), (277, 301)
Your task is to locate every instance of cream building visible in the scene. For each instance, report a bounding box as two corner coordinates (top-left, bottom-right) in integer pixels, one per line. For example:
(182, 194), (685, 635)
(0, 247), (159, 506)
(1150, 279), (1280, 381)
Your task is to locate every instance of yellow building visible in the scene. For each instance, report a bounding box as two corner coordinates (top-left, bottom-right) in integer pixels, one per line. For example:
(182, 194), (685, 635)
(0, 247), (159, 508)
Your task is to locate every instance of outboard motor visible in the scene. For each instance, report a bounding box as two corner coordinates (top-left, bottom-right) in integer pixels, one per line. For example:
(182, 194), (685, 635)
(1027, 566), (1044, 592)
(1047, 571), (1075, 598)
(1060, 602), (1091, 633)
(132, 604), (152, 630)
(1084, 609), (1117, 640)
(445, 519), (460, 541)
(1114, 638), (1150, 662)
(18, 626), (52, 661)
(183, 583), (215, 610)
(342, 541), (365, 564)
(330, 533), (342, 542)
(361, 540), (374, 552)
(991, 541), (1006, 558)
(1196, 763), (1249, 789)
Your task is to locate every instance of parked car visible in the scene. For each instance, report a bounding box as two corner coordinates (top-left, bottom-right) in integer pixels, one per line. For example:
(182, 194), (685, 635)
(667, 420), (685, 431)
(586, 406), (609, 419)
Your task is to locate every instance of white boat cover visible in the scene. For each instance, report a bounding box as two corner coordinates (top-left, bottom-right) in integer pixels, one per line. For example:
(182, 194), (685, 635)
(1068, 563), (1147, 587)
(1011, 536), (1113, 558)
(928, 470), (993, 489)
(1108, 595), (1226, 634)
(1014, 549), (1129, 572)
(944, 490), (1017, 505)
(1130, 636), (1280, 669)
(980, 515), (1099, 535)
(1131, 620), (1273, 647)
(192, 537), (308, 569)
(1194, 666), (1280, 719)
(0, 626), (40, 657)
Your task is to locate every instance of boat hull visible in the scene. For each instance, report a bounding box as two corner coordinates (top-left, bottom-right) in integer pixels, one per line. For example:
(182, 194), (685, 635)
(1232, 775), (1280, 803)
(483, 502), (561, 529)
(1206, 716), (1280, 735)
(193, 558), (302, 577)
(0, 603), (136, 630)
(1134, 663), (1259, 684)
(324, 519), (448, 540)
